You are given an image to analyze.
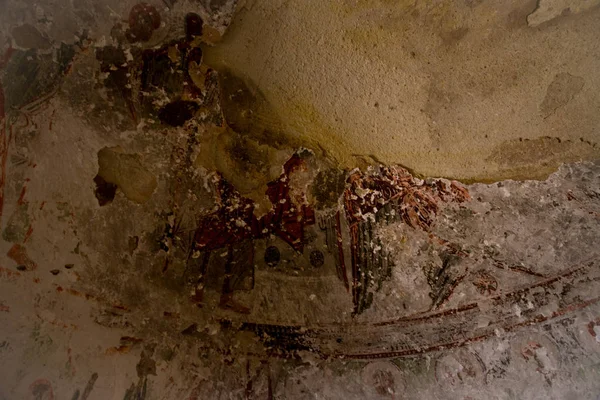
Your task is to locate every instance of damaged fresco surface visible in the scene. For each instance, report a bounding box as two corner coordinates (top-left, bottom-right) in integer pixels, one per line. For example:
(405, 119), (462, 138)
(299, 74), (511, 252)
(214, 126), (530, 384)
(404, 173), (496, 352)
(1, 0), (600, 399)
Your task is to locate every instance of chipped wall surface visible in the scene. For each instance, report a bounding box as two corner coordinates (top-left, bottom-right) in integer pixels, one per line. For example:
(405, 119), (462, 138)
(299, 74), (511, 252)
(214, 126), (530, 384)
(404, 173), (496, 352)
(1, 0), (600, 399)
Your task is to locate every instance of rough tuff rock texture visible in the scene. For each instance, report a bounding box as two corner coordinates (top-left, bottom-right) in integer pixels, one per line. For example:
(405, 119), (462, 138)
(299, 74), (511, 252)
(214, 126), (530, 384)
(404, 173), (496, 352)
(1, 0), (600, 399)
(527, 0), (600, 26)
(204, 0), (600, 181)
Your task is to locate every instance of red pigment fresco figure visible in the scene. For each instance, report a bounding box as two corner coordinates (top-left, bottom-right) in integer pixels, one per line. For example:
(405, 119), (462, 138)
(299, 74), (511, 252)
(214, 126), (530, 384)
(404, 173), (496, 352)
(126, 3), (161, 43)
(139, 13), (205, 126)
(343, 165), (470, 314)
(191, 176), (255, 313)
(97, 9), (203, 126)
(344, 166), (455, 230)
(262, 153), (316, 251)
(191, 152), (316, 313)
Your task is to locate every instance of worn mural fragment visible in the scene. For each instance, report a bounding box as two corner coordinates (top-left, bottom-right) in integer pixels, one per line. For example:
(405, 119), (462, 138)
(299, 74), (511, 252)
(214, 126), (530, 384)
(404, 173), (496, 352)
(1, 1), (600, 399)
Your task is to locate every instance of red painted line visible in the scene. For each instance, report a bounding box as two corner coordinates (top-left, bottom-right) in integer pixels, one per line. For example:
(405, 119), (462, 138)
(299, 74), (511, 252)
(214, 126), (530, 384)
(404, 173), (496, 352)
(371, 261), (591, 327)
(372, 303), (479, 327)
(23, 225), (34, 243)
(340, 296), (600, 360)
(17, 185), (27, 205)
(335, 211), (349, 291)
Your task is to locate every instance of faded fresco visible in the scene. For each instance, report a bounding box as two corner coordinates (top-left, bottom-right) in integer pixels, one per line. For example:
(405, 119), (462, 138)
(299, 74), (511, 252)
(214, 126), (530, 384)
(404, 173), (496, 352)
(1, 0), (600, 399)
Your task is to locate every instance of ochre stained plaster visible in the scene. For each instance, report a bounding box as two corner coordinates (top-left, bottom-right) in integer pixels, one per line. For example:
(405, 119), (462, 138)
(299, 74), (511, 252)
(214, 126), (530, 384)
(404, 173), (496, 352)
(202, 0), (600, 181)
